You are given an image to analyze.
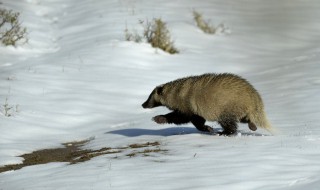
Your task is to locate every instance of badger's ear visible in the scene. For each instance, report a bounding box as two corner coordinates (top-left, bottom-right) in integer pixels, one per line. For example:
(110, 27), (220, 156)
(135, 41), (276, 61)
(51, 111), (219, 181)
(156, 86), (163, 95)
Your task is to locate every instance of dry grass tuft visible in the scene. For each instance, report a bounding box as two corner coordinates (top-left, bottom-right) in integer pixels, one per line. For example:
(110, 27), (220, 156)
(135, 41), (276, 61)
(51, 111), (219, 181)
(193, 10), (216, 34)
(143, 18), (179, 54)
(125, 18), (179, 54)
(0, 8), (28, 46)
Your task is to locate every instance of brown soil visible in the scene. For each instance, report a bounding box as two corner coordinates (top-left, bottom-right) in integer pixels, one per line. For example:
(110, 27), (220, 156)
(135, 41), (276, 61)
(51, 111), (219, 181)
(0, 140), (166, 173)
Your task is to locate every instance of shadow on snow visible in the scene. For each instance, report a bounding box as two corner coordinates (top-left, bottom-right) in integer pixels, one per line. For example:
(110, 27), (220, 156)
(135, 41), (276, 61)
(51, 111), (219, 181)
(106, 127), (268, 137)
(106, 127), (198, 137)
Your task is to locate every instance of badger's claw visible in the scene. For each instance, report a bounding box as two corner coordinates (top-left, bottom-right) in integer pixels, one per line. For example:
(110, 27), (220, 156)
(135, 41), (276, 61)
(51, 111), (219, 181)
(152, 115), (168, 124)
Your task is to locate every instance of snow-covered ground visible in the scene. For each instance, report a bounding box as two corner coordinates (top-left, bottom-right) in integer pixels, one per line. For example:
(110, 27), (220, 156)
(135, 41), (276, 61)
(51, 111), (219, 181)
(1, 0), (320, 189)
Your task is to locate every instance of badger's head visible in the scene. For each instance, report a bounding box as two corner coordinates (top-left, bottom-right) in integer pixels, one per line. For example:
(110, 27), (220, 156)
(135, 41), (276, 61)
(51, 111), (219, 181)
(142, 85), (164, 109)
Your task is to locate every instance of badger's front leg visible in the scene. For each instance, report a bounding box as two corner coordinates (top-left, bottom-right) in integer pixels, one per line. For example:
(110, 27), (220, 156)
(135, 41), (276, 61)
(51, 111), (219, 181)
(153, 111), (191, 124)
(190, 115), (214, 133)
(153, 112), (213, 133)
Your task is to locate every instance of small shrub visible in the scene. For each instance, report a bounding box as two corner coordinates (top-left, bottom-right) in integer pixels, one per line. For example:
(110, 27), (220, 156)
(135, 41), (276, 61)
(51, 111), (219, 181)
(143, 18), (178, 54)
(193, 10), (216, 34)
(1, 98), (18, 117)
(124, 27), (142, 43)
(0, 8), (28, 46)
(125, 18), (179, 54)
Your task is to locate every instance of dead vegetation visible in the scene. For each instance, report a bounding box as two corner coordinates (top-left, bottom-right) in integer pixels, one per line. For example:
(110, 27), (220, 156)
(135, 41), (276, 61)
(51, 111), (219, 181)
(1, 97), (19, 117)
(0, 140), (167, 173)
(128, 141), (160, 148)
(126, 147), (167, 158)
(125, 18), (179, 54)
(126, 141), (166, 157)
(192, 10), (216, 34)
(192, 10), (228, 35)
(0, 8), (28, 46)
(143, 18), (179, 54)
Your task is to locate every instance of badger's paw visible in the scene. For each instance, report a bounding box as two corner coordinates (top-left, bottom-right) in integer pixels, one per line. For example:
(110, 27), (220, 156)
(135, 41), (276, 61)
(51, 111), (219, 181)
(152, 115), (168, 124)
(218, 131), (238, 136)
(205, 125), (214, 133)
(248, 122), (257, 131)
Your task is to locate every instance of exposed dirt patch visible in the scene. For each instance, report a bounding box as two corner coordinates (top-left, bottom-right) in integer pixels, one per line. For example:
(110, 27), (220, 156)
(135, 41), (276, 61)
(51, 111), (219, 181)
(128, 141), (160, 148)
(0, 140), (166, 173)
(126, 147), (167, 158)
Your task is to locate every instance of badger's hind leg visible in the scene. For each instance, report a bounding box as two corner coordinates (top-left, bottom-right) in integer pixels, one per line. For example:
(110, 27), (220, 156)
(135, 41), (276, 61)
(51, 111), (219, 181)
(191, 115), (214, 133)
(153, 111), (191, 124)
(240, 116), (257, 131)
(218, 114), (238, 136)
(248, 122), (257, 131)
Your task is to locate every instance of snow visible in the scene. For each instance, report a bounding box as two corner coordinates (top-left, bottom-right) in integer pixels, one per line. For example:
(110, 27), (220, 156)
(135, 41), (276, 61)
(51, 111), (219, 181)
(1, 0), (320, 189)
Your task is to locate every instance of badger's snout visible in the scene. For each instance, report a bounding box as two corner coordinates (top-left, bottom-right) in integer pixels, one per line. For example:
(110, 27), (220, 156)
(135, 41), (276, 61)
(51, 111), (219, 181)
(142, 101), (148, 108)
(142, 98), (161, 109)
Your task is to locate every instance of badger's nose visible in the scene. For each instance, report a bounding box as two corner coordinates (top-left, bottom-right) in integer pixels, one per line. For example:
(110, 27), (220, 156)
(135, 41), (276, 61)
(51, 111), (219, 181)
(142, 101), (147, 108)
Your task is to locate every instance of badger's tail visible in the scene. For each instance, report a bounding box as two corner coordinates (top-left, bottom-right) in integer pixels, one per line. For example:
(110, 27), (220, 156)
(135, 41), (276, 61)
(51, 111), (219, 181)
(250, 110), (278, 135)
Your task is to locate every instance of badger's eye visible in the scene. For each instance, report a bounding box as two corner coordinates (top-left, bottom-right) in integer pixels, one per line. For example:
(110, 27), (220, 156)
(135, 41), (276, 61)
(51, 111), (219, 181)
(156, 86), (163, 95)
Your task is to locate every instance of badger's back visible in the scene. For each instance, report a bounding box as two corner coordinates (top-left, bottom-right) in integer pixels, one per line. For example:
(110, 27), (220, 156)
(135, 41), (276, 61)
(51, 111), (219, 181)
(183, 74), (259, 115)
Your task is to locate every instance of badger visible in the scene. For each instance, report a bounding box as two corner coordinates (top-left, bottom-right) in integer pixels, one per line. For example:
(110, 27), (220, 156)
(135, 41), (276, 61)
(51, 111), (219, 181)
(142, 73), (274, 135)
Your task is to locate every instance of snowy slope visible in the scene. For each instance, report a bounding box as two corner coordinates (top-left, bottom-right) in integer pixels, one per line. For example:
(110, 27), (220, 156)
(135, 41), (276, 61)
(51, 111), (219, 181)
(1, 0), (320, 189)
